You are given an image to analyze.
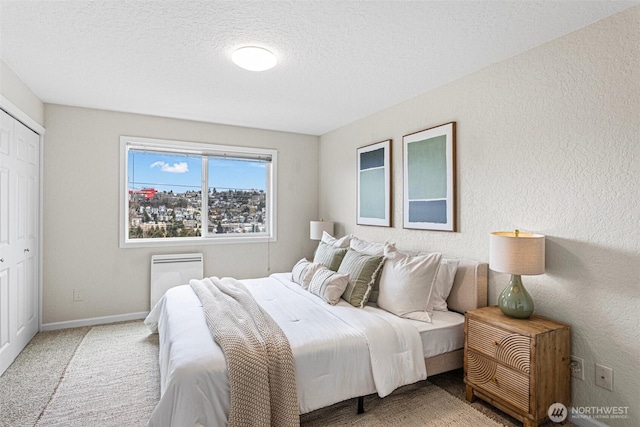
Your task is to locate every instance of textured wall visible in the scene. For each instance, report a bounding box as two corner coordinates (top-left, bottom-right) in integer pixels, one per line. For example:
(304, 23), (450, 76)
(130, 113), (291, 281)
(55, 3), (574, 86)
(319, 7), (639, 427)
(42, 105), (319, 324)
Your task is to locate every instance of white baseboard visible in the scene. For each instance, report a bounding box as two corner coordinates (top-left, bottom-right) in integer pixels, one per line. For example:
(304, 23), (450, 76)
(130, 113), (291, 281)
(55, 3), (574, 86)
(570, 414), (611, 427)
(40, 312), (149, 331)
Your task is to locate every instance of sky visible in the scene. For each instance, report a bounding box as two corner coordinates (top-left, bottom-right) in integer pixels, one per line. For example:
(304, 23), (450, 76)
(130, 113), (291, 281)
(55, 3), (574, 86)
(128, 151), (267, 193)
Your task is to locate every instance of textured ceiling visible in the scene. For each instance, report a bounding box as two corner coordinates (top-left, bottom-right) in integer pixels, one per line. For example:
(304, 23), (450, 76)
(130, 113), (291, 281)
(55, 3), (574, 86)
(0, 1), (637, 135)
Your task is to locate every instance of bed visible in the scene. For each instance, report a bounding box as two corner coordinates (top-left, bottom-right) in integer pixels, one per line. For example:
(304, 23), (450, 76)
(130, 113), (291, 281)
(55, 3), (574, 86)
(145, 244), (487, 427)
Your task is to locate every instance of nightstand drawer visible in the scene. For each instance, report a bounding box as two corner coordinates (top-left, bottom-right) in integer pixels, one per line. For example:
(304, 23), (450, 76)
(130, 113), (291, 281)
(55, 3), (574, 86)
(467, 349), (529, 413)
(467, 318), (530, 373)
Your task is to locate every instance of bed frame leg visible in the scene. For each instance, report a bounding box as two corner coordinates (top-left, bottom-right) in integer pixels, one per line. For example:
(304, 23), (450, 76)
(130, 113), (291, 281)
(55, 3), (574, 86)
(357, 396), (364, 414)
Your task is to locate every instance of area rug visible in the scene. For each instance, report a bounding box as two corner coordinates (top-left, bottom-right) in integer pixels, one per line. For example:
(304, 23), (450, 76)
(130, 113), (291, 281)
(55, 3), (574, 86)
(300, 380), (503, 427)
(34, 322), (159, 427)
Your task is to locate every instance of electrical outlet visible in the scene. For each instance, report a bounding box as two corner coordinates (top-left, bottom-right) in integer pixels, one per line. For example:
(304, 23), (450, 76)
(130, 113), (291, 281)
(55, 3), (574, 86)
(73, 289), (84, 302)
(595, 364), (613, 391)
(570, 356), (584, 380)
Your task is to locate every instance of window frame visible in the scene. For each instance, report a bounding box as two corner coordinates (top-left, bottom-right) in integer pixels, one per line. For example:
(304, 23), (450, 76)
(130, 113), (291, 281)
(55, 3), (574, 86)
(119, 136), (277, 248)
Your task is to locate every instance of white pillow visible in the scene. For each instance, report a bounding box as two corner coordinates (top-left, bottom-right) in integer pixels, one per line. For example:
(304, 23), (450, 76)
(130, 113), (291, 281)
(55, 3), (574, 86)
(291, 258), (324, 290)
(377, 244), (442, 322)
(429, 259), (460, 311)
(308, 267), (350, 305)
(321, 231), (352, 248)
(349, 236), (385, 255)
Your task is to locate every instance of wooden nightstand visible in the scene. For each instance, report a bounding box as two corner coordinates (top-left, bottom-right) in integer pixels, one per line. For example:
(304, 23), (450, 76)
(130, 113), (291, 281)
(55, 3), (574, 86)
(464, 306), (571, 427)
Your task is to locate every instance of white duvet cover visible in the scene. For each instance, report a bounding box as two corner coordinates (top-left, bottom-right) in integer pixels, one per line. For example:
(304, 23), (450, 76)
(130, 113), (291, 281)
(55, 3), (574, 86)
(145, 272), (426, 427)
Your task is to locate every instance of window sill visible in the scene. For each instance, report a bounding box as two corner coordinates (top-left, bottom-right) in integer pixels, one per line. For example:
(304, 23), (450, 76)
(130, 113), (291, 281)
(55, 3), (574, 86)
(119, 235), (277, 249)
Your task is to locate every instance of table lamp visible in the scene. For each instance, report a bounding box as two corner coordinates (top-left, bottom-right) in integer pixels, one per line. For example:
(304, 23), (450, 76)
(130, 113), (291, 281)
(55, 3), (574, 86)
(489, 230), (545, 319)
(310, 220), (334, 241)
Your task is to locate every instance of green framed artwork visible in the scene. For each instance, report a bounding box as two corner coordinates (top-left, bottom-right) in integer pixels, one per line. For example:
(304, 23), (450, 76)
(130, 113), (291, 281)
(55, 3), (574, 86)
(357, 139), (391, 227)
(403, 122), (456, 231)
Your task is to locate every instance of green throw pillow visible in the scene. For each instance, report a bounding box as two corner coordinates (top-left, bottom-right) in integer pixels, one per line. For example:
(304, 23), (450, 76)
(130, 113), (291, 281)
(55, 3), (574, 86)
(314, 241), (348, 271)
(338, 249), (385, 308)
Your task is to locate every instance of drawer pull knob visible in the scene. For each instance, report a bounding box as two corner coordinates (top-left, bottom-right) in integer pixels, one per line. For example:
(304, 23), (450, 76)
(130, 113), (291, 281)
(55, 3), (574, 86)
(493, 340), (500, 346)
(491, 377), (499, 385)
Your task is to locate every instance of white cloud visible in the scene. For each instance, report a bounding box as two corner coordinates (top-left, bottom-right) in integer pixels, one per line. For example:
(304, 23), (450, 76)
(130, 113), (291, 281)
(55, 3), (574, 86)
(150, 161), (189, 173)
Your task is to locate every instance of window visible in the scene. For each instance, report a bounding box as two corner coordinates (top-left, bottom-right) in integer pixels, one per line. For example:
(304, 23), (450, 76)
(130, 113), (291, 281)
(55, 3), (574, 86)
(120, 136), (277, 247)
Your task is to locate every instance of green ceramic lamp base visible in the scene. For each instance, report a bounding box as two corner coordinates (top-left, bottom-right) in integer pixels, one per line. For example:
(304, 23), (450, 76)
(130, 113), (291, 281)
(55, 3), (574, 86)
(498, 274), (534, 319)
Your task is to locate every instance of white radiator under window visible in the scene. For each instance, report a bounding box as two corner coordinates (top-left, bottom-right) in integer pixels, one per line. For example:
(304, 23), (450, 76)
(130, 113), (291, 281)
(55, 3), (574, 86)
(150, 253), (203, 309)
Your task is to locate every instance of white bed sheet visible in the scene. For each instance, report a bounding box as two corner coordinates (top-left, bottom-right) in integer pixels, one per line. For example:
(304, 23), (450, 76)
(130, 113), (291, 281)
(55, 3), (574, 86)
(362, 305), (465, 359)
(400, 310), (465, 358)
(145, 273), (427, 427)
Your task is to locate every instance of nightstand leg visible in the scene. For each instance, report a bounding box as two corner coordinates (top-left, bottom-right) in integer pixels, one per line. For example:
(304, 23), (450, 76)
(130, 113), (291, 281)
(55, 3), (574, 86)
(465, 385), (476, 402)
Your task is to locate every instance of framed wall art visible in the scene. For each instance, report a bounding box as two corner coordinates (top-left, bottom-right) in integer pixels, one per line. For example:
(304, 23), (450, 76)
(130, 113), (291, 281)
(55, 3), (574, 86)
(402, 122), (456, 231)
(357, 139), (391, 227)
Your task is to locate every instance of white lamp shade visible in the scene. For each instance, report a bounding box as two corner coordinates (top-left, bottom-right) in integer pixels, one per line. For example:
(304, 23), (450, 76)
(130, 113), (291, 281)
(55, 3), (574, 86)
(489, 231), (545, 275)
(310, 220), (334, 240)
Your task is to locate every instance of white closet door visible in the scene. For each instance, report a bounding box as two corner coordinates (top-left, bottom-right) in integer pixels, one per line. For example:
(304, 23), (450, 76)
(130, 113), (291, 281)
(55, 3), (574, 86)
(0, 109), (39, 375)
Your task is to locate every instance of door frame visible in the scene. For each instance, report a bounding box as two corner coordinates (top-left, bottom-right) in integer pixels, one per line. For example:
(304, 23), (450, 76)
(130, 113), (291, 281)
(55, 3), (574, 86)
(0, 95), (45, 332)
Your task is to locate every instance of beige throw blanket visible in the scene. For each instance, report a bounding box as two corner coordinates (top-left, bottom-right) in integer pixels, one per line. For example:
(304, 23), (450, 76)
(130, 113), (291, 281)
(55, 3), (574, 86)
(190, 277), (299, 427)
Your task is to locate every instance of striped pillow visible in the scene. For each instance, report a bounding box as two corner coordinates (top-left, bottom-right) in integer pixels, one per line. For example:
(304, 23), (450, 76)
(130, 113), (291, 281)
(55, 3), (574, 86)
(308, 268), (350, 305)
(291, 258), (324, 290)
(314, 241), (348, 271)
(338, 249), (385, 308)
(349, 237), (386, 303)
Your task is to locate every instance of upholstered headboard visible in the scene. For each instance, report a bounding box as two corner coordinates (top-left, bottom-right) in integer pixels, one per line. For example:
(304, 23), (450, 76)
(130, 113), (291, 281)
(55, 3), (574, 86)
(446, 259), (488, 314)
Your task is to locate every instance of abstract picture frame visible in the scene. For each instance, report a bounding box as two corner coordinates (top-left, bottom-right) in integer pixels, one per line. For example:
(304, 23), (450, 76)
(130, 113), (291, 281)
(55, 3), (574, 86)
(402, 122), (456, 231)
(357, 139), (392, 227)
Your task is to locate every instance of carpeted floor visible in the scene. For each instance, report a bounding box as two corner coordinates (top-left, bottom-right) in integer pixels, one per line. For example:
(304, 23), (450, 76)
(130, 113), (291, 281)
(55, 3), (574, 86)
(0, 326), (90, 426)
(0, 320), (569, 426)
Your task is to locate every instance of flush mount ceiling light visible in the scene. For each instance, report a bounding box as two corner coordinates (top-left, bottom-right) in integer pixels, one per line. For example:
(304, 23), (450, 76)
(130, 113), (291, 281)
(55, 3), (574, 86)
(231, 46), (277, 71)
